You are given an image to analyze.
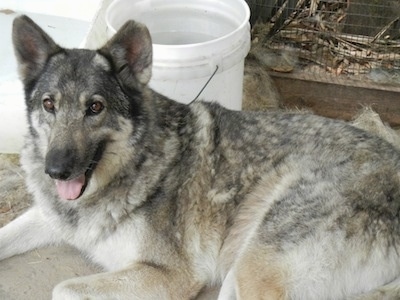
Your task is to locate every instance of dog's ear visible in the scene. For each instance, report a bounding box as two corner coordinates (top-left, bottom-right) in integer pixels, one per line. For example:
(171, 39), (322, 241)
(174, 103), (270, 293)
(100, 21), (152, 91)
(12, 15), (61, 85)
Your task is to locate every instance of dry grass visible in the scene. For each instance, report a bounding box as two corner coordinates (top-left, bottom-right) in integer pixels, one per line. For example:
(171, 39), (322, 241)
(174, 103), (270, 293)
(0, 154), (30, 227)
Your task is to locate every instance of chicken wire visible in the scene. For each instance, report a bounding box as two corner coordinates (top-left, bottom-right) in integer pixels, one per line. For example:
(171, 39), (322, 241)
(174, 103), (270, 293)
(246, 0), (400, 84)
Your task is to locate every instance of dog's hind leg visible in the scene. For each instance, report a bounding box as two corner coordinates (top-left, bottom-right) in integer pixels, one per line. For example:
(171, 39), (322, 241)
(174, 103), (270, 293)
(234, 245), (287, 300)
(0, 206), (59, 260)
(350, 277), (400, 300)
(219, 244), (288, 300)
(218, 269), (237, 300)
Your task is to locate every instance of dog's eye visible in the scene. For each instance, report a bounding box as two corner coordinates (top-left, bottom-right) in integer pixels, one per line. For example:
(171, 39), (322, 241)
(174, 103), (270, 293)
(87, 101), (104, 115)
(43, 97), (55, 113)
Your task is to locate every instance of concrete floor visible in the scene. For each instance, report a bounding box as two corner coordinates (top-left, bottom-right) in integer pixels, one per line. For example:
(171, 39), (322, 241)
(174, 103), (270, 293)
(0, 246), (99, 300)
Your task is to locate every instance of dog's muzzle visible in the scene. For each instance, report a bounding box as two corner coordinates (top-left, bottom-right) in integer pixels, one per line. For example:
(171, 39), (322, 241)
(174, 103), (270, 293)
(45, 147), (86, 200)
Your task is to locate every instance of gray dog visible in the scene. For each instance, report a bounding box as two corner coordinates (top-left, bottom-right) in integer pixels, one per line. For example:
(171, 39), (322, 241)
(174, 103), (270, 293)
(0, 15), (400, 299)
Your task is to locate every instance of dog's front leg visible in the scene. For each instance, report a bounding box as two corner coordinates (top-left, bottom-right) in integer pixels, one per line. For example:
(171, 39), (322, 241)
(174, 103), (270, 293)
(0, 206), (59, 260)
(53, 261), (202, 300)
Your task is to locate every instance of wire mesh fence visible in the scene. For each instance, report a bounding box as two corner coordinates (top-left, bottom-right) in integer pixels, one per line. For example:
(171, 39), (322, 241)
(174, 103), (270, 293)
(246, 0), (400, 85)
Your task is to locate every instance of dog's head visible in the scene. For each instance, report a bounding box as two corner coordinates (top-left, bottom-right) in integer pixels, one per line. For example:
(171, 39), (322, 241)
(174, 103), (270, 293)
(13, 15), (153, 200)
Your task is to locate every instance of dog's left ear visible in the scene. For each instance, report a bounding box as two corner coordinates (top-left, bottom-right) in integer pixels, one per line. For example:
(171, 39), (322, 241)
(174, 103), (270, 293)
(100, 21), (152, 91)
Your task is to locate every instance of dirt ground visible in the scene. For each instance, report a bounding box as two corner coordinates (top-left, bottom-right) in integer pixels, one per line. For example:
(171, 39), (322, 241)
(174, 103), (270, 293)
(0, 246), (100, 300)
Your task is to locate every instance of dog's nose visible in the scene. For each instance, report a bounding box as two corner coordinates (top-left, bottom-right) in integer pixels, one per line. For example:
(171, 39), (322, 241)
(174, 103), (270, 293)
(45, 148), (75, 180)
(45, 164), (72, 180)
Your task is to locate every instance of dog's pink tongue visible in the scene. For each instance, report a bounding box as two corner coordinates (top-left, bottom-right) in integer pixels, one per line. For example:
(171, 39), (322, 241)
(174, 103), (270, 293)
(55, 175), (85, 200)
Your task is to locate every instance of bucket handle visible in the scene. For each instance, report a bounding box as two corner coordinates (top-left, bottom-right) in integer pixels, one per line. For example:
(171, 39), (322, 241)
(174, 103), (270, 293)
(189, 65), (219, 104)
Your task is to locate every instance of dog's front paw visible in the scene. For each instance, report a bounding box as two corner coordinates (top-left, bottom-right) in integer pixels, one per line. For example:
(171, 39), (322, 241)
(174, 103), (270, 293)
(52, 278), (97, 300)
(52, 274), (126, 300)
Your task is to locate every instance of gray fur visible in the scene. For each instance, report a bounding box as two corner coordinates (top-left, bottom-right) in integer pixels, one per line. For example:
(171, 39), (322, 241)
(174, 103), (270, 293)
(1, 15), (400, 299)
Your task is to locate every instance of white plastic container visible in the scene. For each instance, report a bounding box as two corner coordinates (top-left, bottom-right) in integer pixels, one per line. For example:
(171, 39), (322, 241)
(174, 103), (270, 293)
(106, 0), (251, 110)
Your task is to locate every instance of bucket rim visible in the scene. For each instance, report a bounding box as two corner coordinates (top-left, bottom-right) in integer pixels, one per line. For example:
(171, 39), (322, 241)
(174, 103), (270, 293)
(105, 0), (251, 49)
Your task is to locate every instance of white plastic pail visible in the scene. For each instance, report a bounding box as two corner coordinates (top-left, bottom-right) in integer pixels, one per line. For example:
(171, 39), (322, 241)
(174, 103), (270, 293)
(106, 0), (250, 110)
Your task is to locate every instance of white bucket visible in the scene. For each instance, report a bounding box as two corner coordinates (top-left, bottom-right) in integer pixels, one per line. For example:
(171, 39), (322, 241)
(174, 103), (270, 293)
(106, 0), (250, 110)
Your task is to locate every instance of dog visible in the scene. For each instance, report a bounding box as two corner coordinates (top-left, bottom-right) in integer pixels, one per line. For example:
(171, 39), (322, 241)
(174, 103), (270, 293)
(1, 15), (400, 300)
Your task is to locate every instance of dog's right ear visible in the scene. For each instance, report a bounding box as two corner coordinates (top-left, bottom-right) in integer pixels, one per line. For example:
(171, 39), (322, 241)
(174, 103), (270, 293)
(100, 20), (152, 92)
(12, 15), (61, 86)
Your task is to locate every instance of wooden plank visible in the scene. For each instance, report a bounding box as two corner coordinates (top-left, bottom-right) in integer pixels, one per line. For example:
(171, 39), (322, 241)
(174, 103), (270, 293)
(269, 72), (400, 127)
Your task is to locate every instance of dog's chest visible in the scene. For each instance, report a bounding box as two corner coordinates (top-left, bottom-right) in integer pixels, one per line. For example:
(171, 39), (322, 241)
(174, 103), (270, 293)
(55, 208), (146, 271)
(89, 232), (142, 271)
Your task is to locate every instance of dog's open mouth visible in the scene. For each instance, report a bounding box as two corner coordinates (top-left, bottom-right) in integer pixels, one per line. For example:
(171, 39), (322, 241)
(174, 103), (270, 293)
(55, 175), (86, 200)
(53, 142), (105, 201)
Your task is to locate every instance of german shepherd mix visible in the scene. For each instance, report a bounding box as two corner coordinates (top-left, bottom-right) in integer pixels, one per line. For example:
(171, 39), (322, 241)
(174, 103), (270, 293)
(1, 15), (400, 300)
